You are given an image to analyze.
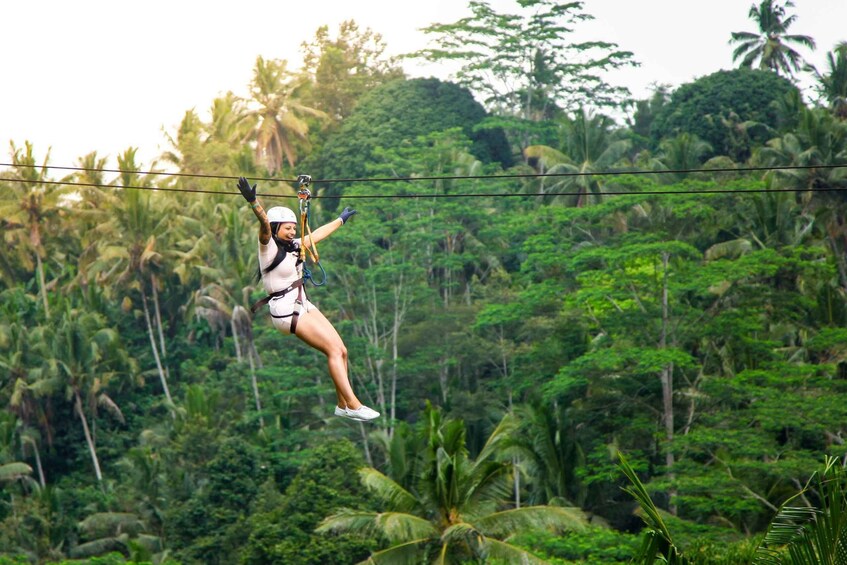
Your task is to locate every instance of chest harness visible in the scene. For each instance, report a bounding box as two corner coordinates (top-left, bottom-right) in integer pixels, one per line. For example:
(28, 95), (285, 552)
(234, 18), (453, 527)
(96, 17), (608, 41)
(250, 175), (324, 335)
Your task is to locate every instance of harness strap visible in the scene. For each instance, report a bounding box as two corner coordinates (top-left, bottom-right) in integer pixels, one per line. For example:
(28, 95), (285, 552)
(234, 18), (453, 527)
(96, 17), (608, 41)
(250, 278), (304, 314)
(267, 283), (304, 335)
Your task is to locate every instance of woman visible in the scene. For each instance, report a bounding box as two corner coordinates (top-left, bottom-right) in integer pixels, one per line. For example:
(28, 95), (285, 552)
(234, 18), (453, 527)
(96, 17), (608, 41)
(237, 176), (379, 422)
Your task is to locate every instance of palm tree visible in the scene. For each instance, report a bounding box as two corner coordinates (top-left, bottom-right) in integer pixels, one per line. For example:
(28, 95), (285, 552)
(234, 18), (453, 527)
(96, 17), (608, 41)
(507, 400), (582, 507)
(729, 0), (816, 77)
(656, 133), (714, 183)
(524, 108), (631, 207)
(621, 453), (847, 563)
(34, 308), (135, 483)
(84, 151), (176, 406)
(810, 42), (847, 120)
(318, 405), (586, 563)
(247, 56), (327, 174)
(0, 141), (66, 318)
(2, 308), (50, 488)
(161, 93), (255, 179)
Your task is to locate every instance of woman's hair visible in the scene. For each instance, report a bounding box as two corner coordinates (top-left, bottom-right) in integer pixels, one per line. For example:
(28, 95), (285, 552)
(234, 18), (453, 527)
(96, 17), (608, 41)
(262, 222), (301, 275)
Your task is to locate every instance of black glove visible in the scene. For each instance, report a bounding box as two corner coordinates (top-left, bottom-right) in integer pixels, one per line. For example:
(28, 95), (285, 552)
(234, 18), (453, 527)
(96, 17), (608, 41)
(237, 176), (257, 203)
(339, 207), (357, 224)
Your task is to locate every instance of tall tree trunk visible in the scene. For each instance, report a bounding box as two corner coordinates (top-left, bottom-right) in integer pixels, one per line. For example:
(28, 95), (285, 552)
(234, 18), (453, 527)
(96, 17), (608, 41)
(150, 275), (172, 388)
(231, 317), (243, 363)
(141, 286), (173, 406)
(509, 392), (521, 509)
(248, 345), (264, 428)
(359, 422), (372, 466)
(23, 436), (46, 488)
(35, 253), (50, 319)
(151, 274), (167, 359)
(32, 444), (45, 488)
(659, 251), (676, 515)
(74, 391), (102, 483)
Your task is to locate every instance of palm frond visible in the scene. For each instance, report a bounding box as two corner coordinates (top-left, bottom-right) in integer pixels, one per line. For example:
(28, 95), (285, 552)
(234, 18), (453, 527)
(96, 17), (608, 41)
(78, 512), (145, 538)
(484, 537), (550, 564)
(705, 238), (754, 261)
(754, 456), (847, 565)
(359, 538), (432, 565)
(317, 509), (436, 544)
(69, 537), (128, 558)
(316, 508), (382, 538)
(619, 452), (691, 563)
(473, 505), (587, 537)
(359, 467), (419, 512)
(0, 462), (33, 481)
(376, 512), (438, 544)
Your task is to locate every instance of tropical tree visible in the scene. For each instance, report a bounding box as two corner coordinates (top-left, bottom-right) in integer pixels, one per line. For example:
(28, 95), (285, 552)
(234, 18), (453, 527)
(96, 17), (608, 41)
(755, 106), (847, 289)
(729, 0), (815, 77)
(176, 195), (272, 426)
(317, 405), (586, 563)
(83, 150), (177, 406)
(809, 41), (847, 120)
(411, 0), (636, 124)
(247, 56), (327, 174)
(650, 69), (798, 161)
(33, 308), (136, 483)
(301, 19), (404, 122)
(524, 108), (631, 206)
(0, 141), (65, 317)
(656, 133), (714, 183)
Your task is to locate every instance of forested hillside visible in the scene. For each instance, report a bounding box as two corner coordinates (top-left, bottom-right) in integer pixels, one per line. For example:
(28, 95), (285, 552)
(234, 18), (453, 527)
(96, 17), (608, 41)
(2, 1), (847, 563)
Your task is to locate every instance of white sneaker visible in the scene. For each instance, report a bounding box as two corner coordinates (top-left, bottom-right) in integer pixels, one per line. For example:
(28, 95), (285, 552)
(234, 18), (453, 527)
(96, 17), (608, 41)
(334, 406), (347, 417)
(343, 405), (381, 421)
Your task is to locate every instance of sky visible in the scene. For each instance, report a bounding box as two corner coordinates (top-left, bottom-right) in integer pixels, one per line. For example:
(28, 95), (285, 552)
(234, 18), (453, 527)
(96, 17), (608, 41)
(2, 0), (846, 171)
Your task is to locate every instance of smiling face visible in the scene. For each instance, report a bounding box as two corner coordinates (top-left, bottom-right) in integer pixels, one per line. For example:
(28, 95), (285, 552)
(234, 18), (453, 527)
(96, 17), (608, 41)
(276, 222), (297, 242)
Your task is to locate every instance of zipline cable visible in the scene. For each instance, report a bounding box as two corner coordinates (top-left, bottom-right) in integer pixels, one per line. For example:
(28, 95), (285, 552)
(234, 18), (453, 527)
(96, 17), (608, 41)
(6, 177), (847, 200)
(2, 161), (847, 185)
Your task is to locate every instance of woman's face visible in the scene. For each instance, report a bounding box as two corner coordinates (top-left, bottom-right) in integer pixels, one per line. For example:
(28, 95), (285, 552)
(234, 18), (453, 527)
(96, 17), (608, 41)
(276, 222), (297, 241)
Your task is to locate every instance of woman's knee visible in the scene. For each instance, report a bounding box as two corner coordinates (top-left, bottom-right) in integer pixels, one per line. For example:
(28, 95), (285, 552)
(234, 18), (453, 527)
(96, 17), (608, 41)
(329, 340), (347, 361)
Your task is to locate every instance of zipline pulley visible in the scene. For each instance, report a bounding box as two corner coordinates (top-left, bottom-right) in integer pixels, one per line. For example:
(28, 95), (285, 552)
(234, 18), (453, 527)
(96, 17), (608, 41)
(295, 174), (326, 286)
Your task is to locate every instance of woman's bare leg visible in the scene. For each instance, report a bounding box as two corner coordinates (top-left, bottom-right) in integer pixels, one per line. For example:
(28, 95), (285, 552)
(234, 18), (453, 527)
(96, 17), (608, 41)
(293, 308), (363, 409)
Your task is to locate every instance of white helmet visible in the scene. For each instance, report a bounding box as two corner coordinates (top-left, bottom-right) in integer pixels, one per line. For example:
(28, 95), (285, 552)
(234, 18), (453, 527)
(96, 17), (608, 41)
(266, 206), (297, 224)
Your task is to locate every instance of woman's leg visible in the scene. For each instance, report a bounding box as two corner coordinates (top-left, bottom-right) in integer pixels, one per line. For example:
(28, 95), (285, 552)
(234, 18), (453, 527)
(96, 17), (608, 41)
(293, 308), (363, 409)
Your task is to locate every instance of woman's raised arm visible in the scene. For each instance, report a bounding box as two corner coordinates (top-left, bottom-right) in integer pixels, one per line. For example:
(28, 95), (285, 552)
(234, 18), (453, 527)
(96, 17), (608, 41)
(238, 177), (271, 244)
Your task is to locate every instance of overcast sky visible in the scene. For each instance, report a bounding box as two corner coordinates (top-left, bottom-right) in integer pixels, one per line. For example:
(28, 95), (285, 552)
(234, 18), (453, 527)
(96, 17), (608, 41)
(2, 0), (845, 171)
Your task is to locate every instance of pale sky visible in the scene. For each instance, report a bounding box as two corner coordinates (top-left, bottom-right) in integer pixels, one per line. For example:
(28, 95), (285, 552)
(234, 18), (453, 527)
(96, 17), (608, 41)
(2, 0), (845, 171)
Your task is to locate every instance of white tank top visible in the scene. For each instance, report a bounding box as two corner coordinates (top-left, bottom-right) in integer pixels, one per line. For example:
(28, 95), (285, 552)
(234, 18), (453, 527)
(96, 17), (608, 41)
(258, 238), (303, 294)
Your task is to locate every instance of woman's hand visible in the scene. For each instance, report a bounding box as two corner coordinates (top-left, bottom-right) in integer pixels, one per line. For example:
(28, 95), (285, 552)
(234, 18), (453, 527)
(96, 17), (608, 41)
(237, 177), (257, 203)
(339, 207), (357, 224)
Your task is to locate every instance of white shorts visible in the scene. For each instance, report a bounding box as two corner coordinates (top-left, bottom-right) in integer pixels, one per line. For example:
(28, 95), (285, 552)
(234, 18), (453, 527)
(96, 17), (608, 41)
(268, 294), (318, 335)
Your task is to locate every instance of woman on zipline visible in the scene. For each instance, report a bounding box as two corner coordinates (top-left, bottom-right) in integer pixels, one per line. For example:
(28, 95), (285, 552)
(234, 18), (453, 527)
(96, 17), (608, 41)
(237, 176), (380, 422)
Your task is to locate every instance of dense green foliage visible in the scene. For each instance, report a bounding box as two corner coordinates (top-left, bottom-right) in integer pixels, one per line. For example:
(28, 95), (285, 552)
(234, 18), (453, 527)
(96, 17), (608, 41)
(651, 69), (799, 160)
(309, 77), (513, 189)
(2, 2), (847, 564)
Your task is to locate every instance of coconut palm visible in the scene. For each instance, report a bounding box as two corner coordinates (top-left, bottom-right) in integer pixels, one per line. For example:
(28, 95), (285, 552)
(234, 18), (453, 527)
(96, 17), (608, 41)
(730, 0), (816, 78)
(0, 412), (36, 489)
(33, 308), (135, 483)
(84, 150), (176, 406)
(524, 108), (631, 207)
(0, 141), (67, 317)
(809, 42), (847, 120)
(247, 56), (327, 174)
(656, 133), (714, 183)
(318, 405), (586, 563)
(2, 315), (50, 488)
